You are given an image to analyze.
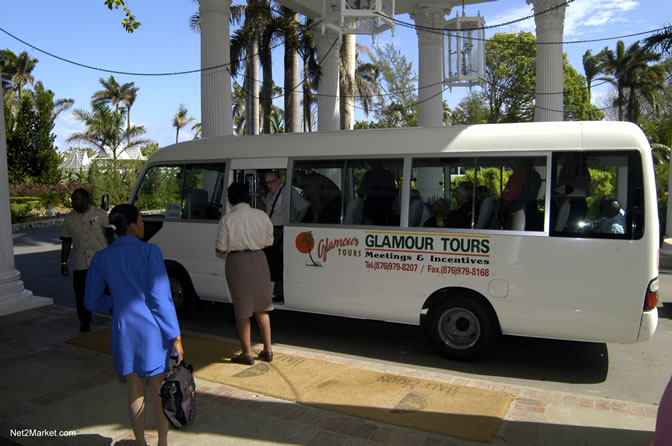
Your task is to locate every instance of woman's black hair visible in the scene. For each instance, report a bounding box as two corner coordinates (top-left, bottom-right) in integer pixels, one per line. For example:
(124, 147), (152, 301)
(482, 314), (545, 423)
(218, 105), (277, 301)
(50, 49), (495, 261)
(227, 182), (249, 206)
(105, 204), (140, 244)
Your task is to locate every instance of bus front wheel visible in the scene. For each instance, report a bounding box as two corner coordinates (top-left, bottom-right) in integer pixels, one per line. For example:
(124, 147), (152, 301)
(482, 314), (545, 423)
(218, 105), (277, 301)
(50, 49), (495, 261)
(425, 296), (499, 360)
(168, 269), (195, 316)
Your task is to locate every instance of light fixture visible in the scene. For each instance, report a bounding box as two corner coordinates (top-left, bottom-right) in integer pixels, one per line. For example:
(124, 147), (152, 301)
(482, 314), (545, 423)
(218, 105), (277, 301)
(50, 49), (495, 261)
(321, 0), (395, 39)
(444, 10), (485, 88)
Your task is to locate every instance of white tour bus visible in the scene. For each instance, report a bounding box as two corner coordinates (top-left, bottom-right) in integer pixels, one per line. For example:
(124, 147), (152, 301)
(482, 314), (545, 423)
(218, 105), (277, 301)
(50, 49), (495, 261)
(129, 121), (659, 359)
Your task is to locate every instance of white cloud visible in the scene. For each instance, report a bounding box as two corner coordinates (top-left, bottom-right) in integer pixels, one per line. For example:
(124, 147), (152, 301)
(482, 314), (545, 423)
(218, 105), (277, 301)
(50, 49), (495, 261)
(564, 0), (639, 37)
(482, 0), (641, 39)
(485, 5), (536, 35)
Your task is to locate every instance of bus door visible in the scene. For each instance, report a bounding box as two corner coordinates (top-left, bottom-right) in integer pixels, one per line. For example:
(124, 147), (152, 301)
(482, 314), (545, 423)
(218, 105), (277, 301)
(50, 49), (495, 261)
(229, 158), (289, 213)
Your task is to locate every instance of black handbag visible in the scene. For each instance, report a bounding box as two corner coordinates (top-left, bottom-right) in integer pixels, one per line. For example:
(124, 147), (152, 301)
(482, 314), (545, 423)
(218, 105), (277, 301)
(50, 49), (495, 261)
(160, 359), (196, 429)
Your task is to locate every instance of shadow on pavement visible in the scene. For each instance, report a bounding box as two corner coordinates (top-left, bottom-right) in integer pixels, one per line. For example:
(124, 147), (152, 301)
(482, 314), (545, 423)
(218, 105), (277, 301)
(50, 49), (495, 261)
(12, 225), (62, 248)
(658, 302), (672, 320)
(179, 301), (609, 385)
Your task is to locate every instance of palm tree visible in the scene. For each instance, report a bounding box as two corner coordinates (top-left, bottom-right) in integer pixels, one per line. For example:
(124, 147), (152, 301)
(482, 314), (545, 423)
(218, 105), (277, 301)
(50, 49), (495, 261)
(0, 50), (37, 101)
(281, 7), (301, 133)
(67, 102), (150, 160)
(229, 0), (272, 135)
(192, 4), (318, 134)
(259, 0), (276, 135)
(298, 18), (320, 132)
(92, 75), (139, 146)
(582, 49), (600, 99)
(623, 60), (666, 123)
(340, 41), (380, 130)
(596, 40), (662, 121)
(1, 52), (71, 132)
(644, 24), (672, 55)
(52, 98), (75, 120)
(191, 122), (202, 139)
(173, 104), (196, 143)
(652, 143), (671, 165)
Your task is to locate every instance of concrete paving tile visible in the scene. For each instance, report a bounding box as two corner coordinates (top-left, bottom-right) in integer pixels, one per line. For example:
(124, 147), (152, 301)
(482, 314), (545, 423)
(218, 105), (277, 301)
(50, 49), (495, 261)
(545, 404), (655, 431)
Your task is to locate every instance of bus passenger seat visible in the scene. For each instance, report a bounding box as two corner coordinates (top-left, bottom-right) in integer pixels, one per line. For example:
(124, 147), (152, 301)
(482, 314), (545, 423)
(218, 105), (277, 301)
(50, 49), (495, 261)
(185, 188), (208, 219)
(344, 198), (364, 225)
(409, 199), (425, 226)
(475, 196), (494, 229)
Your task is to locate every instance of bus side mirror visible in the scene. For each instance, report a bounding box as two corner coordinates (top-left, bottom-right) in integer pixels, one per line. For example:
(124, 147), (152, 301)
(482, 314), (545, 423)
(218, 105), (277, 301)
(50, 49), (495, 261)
(101, 194), (110, 212)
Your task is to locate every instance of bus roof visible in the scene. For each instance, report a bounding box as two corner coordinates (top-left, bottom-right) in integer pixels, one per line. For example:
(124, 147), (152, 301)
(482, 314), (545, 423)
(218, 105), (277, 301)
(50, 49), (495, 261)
(148, 121), (650, 164)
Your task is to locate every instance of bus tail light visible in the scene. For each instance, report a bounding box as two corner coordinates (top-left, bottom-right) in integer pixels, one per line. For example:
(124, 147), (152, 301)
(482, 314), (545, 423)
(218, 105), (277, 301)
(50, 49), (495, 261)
(645, 278), (659, 311)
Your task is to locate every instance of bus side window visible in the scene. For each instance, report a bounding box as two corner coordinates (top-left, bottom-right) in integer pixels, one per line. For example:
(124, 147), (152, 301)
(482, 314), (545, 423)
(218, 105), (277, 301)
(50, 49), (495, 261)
(292, 160), (344, 224)
(134, 163), (227, 221)
(291, 158), (403, 226)
(134, 165), (184, 219)
(181, 163), (227, 220)
(550, 152), (642, 239)
(356, 159), (402, 226)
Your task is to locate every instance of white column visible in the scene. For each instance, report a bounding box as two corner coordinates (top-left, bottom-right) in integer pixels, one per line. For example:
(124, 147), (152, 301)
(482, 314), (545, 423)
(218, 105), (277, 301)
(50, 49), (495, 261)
(411, 6), (449, 128)
(316, 30), (341, 132)
(0, 94), (52, 316)
(200, 0), (233, 137)
(527, 0), (566, 122)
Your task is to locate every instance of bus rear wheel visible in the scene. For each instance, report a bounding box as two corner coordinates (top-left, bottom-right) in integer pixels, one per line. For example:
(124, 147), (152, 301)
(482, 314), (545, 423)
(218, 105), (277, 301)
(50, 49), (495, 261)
(425, 296), (499, 360)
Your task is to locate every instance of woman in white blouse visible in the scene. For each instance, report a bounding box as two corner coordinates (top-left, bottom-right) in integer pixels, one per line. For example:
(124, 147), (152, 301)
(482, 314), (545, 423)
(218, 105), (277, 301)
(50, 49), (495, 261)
(216, 182), (275, 365)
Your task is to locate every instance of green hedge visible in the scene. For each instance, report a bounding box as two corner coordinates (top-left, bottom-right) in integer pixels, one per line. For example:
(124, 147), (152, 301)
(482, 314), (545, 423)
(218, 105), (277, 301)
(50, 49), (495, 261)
(88, 159), (145, 208)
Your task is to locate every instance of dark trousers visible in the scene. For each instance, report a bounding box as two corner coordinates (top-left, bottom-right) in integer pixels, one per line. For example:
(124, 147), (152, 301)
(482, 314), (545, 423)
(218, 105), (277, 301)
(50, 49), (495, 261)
(73, 269), (91, 327)
(264, 226), (284, 297)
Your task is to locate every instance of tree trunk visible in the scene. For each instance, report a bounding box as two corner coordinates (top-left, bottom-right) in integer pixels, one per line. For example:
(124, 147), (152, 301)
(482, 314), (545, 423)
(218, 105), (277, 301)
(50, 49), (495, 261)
(246, 40), (260, 135)
(303, 62), (312, 132)
(261, 0), (273, 135)
(340, 34), (356, 130)
(284, 11), (301, 133)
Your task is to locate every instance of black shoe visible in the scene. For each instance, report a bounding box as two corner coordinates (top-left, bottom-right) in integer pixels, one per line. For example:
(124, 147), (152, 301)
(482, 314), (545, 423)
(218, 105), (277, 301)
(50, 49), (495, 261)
(80, 324), (91, 333)
(272, 296), (284, 303)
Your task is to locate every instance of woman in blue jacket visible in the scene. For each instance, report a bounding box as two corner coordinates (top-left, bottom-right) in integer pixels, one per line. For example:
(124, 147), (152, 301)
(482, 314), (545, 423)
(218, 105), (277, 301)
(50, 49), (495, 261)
(85, 204), (183, 446)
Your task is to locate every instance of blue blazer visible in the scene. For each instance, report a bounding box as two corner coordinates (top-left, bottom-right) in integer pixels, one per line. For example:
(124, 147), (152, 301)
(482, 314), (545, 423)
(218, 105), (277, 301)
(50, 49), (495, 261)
(85, 236), (180, 376)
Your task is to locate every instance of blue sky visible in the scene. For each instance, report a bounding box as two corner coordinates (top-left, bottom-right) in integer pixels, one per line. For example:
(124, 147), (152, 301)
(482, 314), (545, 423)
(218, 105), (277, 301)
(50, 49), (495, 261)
(0, 0), (669, 152)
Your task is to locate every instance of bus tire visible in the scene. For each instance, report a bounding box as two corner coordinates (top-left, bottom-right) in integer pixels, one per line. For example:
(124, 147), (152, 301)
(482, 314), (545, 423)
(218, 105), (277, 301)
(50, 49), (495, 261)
(167, 267), (195, 317)
(425, 296), (499, 361)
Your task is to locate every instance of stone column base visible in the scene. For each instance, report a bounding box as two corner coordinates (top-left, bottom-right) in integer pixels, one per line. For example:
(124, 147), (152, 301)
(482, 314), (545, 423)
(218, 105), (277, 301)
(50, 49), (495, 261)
(0, 268), (52, 317)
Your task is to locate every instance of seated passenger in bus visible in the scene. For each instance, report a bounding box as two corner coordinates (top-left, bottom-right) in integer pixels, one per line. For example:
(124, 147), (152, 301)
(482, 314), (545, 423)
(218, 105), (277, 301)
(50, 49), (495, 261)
(594, 195), (625, 234)
(294, 173), (342, 224)
(424, 182), (475, 229)
(358, 161), (398, 225)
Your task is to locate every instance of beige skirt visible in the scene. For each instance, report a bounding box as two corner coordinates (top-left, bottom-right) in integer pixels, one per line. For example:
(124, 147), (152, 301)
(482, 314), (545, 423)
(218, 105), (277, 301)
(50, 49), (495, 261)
(225, 250), (273, 319)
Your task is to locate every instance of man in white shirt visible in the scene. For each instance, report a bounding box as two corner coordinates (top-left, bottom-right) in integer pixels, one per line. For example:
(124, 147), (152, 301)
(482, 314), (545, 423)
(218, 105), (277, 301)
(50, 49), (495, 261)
(60, 188), (108, 332)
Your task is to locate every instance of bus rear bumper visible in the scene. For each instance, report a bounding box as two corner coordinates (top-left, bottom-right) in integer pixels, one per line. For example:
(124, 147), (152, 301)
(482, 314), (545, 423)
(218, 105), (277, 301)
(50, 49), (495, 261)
(637, 308), (658, 342)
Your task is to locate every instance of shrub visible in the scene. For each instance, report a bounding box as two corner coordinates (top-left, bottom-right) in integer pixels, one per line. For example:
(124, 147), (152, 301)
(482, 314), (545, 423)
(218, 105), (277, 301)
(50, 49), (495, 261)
(88, 159), (145, 207)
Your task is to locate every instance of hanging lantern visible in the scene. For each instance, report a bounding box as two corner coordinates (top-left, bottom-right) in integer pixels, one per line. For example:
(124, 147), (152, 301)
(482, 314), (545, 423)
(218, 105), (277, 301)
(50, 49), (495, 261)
(444, 11), (485, 88)
(321, 0), (395, 38)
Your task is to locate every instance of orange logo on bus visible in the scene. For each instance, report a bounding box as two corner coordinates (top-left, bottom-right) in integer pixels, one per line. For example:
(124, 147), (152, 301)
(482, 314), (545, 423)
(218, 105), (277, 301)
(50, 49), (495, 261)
(296, 231), (320, 266)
